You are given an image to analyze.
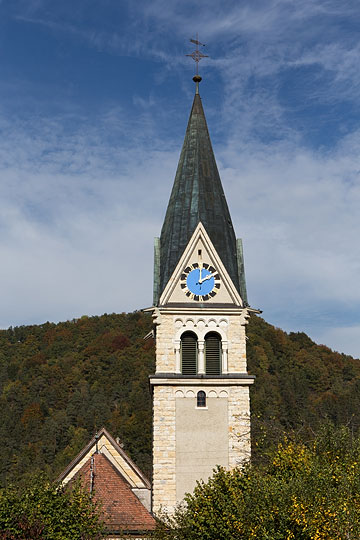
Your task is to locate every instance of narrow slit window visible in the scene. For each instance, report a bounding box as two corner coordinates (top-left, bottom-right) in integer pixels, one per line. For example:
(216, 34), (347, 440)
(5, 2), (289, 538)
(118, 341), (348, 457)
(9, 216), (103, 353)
(181, 331), (197, 375)
(205, 332), (221, 375)
(197, 391), (206, 407)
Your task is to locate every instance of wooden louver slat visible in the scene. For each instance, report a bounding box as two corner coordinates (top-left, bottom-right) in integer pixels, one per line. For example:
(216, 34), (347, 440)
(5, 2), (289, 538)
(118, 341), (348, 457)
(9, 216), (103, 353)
(205, 333), (221, 375)
(181, 332), (197, 375)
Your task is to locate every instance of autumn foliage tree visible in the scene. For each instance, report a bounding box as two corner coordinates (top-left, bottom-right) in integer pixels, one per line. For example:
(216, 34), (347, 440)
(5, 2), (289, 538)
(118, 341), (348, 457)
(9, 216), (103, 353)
(0, 311), (359, 488)
(0, 312), (155, 485)
(155, 424), (360, 540)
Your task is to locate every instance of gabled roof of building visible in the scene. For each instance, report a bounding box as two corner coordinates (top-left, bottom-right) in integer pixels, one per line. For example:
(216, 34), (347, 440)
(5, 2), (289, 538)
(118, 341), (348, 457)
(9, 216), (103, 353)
(76, 453), (156, 533)
(58, 427), (150, 490)
(158, 78), (241, 300)
(58, 427), (155, 535)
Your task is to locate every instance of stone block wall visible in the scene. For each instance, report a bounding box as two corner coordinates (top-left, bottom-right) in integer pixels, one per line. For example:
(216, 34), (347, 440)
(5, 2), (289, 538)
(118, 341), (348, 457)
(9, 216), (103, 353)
(151, 306), (252, 514)
(152, 383), (252, 514)
(228, 386), (251, 467)
(152, 385), (176, 513)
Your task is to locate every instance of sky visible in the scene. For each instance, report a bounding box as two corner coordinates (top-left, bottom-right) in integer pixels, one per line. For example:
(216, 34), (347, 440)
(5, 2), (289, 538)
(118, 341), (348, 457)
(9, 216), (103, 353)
(0, 0), (359, 358)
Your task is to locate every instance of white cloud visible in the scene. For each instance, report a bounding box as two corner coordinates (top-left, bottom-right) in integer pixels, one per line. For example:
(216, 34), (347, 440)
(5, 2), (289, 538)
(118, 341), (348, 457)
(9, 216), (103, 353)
(223, 133), (360, 287)
(1, 0), (359, 358)
(0, 107), (179, 327)
(1, 101), (359, 357)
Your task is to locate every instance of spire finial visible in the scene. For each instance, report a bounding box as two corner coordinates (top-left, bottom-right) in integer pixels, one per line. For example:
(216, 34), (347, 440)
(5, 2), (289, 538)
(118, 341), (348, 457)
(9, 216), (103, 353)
(186, 34), (208, 91)
(193, 75), (202, 94)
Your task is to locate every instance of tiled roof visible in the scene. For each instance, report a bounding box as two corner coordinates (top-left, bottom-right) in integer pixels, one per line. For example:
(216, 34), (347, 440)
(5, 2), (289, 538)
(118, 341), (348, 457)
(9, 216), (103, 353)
(76, 453), (156, 533)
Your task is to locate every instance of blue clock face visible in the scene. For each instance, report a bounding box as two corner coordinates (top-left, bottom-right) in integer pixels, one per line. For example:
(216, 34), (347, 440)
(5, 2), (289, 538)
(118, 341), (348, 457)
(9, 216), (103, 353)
(180, 262), (220, 301)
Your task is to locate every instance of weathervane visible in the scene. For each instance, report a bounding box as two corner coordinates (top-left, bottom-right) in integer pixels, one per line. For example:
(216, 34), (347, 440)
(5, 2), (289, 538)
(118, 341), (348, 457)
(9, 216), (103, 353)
(186, 34), (209, 76)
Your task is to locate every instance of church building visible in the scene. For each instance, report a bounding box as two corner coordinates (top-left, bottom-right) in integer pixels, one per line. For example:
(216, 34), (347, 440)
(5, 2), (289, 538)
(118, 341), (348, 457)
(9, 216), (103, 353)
(59, 72), (257, 535)
(149, 73), (257, 514)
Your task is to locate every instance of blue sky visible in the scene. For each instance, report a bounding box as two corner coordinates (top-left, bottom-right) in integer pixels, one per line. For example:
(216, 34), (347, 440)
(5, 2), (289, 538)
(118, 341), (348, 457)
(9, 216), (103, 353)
(0, 0), (359, 358)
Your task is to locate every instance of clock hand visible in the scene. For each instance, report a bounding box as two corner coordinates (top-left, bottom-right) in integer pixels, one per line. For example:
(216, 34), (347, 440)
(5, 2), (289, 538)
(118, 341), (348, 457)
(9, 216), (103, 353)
(198, 272), (217, 284)
(195, 266), (203, 287)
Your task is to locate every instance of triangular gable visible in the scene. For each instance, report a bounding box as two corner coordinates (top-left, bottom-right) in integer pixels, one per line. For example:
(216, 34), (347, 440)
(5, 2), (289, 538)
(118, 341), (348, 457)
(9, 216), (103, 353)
(58, 427), (150, 490)
(159, 222), (243, 306)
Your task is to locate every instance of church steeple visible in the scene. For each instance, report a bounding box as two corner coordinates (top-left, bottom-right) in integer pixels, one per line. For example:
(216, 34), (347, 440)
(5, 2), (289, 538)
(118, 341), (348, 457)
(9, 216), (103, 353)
(156, 77), (247, 304)
(150, 73), (255, 515)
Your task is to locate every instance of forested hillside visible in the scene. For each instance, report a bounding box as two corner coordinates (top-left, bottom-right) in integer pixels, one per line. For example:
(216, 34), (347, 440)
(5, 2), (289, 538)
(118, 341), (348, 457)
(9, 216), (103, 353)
(247, 317), (360, 460)
(0, 312), (358, 487)
(0, 312), (154, 486)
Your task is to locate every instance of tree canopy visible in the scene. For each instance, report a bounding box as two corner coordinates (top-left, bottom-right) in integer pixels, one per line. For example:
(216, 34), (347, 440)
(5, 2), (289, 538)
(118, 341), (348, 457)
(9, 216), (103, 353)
(155, 424), (360, 540)
(0, 311), (359, 487)
(0, 312), (155, 485)
(0, 476), (104, 539)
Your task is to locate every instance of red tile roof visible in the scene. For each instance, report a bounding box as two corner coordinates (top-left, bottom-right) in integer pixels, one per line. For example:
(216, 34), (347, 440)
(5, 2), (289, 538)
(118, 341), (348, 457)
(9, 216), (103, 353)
(76, 453), (156, 533)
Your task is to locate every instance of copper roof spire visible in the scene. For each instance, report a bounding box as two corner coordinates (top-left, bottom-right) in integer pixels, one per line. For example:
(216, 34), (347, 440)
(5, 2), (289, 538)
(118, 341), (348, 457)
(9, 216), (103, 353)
(155, 76), (248, 304)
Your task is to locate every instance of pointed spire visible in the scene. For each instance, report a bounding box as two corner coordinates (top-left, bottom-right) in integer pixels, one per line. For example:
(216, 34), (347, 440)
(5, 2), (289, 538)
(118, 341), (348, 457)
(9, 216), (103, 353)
(157, 79), (245, 301)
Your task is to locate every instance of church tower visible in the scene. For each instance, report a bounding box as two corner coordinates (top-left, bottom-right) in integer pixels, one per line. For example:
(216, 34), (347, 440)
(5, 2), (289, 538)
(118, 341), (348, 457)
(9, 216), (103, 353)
(149, 75), (256, 514)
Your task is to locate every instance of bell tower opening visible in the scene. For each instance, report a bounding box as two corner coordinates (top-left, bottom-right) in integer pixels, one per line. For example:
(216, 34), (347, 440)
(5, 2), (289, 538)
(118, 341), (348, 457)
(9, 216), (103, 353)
(205, 332), (221, 375)
(181, 331), (197, 375)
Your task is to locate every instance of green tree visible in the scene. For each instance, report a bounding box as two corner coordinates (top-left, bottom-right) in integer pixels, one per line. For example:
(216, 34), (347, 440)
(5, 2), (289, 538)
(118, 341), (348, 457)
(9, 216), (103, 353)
(1, 311), (360, 487)
(155, 424), (360, 540)
(0, 476), (105, 539)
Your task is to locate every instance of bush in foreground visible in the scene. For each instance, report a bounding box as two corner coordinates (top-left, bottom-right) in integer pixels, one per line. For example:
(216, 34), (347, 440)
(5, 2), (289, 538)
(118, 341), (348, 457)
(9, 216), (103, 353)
(0, 476), (105, 539)
(155, 424), (360, 540)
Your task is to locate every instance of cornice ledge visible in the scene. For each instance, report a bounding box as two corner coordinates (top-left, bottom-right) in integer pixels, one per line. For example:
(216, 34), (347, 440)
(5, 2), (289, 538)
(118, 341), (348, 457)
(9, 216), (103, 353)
(149, 373), (255, 386)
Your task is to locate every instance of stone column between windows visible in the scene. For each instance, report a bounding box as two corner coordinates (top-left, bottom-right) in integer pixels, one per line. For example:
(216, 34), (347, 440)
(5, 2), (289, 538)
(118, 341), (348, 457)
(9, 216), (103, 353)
(174, 340), (181, 373)
(222, 340), (228, 373)
(198, 340), (205, 374)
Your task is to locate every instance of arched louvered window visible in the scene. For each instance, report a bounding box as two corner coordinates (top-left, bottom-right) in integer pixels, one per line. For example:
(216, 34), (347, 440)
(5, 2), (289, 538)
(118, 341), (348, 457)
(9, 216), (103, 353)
(197, 391), (206, 407)
(181, 331), (197, 375)
(205, 332), (222, 375)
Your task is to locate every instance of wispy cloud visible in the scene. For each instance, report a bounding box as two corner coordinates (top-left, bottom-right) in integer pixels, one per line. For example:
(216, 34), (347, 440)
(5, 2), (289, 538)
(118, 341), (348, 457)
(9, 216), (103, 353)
(1, 95), (359, 356)
(219, 129), (360, 356)
(1, 0), (359, 357)
(0, 106), (179, 326)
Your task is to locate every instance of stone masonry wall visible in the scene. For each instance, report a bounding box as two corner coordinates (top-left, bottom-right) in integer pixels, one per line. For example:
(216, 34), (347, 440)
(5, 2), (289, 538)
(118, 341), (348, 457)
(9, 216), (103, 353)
(155, 314), (176, 372)
(228, 386), (251, 467)
(152, 308), (251, 514)
(152, 385), (176, 514)
(152, 384), (251, 513)
(227, 319), (247, 373)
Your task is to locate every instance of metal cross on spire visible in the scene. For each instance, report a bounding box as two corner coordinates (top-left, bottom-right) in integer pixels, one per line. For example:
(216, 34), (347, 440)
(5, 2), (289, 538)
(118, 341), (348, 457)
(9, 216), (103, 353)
(186, 34), (209, 76)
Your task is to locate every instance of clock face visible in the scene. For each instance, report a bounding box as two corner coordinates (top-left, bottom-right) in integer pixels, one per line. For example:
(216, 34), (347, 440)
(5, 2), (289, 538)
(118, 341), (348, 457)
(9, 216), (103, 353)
(180, 262), (221, 301)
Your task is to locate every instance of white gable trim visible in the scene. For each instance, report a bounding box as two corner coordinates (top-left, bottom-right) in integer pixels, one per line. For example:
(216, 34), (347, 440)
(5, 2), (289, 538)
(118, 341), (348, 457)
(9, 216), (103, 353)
(58, 427), (150, 490)
(159, 222), (243, 306)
